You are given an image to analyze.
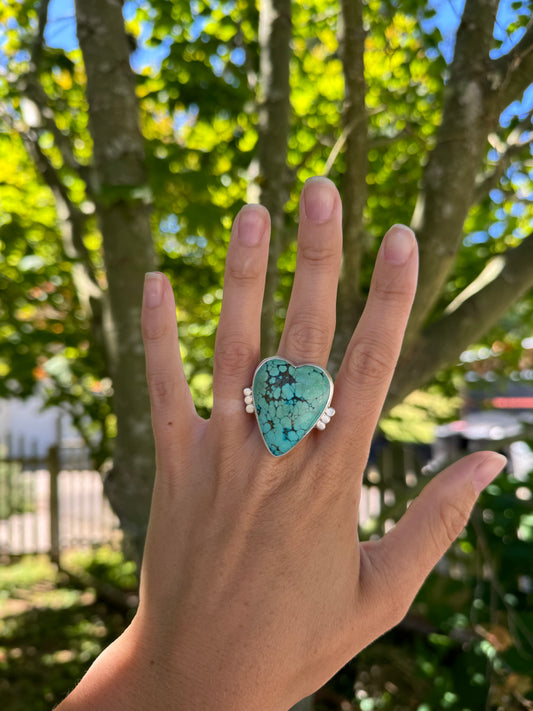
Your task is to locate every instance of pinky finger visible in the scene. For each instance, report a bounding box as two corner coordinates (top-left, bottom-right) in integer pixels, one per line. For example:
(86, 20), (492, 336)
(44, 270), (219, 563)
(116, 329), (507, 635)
(142, 272), (199, 468)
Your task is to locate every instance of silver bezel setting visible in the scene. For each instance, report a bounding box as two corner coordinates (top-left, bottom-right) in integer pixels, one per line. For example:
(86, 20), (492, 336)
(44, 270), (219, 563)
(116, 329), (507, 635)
(243, 356), (335, 457)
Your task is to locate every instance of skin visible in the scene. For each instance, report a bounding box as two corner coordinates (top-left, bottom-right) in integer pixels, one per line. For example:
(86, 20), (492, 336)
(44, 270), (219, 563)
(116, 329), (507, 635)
(57, 177), (505, 710)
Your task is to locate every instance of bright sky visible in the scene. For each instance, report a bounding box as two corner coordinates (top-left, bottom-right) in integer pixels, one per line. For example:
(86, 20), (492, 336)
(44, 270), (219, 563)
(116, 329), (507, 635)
(43, 0), (168, 72)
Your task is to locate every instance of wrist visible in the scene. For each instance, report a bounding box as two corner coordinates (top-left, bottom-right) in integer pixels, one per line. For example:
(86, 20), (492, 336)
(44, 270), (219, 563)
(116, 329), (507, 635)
(56, 620), (287, 711)
(55, 626), (149, 711)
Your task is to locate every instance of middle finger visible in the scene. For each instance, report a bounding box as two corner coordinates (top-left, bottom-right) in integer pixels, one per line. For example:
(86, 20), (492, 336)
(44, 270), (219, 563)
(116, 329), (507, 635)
(277, 177), (342, 367)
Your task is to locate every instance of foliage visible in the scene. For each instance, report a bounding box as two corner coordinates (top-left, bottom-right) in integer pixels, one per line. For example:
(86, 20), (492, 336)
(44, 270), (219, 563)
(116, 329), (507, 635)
(63, 545), (138, 593)
(0, 462), (35, 520)
(1, 0), (532, 443)
(314, 455), (533, 710)
(0, 549), (133, 711)
(380, 389), (462, 444)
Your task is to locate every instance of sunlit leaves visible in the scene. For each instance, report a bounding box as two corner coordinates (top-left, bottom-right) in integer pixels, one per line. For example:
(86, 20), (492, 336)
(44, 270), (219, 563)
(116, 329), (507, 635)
(1, 0), (533, 447)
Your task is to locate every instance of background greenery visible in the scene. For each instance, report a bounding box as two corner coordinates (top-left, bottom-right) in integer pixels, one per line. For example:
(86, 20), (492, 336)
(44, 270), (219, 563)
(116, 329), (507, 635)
(1, 0), (533, 708)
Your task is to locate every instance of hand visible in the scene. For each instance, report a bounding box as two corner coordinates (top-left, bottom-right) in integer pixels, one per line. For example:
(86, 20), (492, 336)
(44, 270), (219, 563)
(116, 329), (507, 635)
(58, 177), (505, 710)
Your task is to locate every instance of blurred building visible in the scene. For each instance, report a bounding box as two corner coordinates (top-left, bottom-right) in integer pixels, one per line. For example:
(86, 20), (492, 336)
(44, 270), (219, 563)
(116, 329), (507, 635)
(429, 381), (533, 476)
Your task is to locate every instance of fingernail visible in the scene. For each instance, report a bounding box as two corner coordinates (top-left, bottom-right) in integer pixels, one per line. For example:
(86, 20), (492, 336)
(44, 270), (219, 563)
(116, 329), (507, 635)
(472, 453), (507, 494)
(238, 205), (267, 246)
(383, 224), (415, 265)
(303, 177), (336, 224)
(144, 272), (163, 308)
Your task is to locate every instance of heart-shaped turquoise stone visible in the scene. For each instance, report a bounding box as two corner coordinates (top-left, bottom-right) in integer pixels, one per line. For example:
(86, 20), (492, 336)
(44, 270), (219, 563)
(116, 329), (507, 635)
(252, 357), (333, 457)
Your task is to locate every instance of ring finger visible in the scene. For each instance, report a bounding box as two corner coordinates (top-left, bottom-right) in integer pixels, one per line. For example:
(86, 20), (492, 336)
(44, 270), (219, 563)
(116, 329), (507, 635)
(211, 204), (271, 423)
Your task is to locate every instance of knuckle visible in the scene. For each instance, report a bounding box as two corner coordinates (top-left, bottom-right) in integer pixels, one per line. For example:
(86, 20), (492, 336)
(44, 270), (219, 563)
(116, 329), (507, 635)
(227, 254), (262, 285)
(215, 338), (256, 376)
(433, 498), (470, 550)
(346, 338), (394, 387)
(147, 371), (177, 406)
(372, 277), (413, 307)
(285, 319), (332, 356)
(142, 317), (169, 343)
(300, 242), (339, 267)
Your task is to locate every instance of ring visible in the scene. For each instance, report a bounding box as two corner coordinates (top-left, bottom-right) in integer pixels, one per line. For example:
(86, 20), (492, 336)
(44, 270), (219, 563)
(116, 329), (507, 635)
(243, 356), (335, 457)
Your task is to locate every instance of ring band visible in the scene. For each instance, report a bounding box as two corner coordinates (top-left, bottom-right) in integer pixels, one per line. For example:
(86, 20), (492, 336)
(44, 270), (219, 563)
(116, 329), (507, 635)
(244, 356), (335, 457)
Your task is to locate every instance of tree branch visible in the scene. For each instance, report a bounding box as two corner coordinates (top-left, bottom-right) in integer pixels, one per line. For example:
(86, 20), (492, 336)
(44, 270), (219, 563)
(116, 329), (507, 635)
(253, 0), (292, 356)
(368, 126), (410, 150)
(29, 0), (51, 71)
(388, 231), (533, 411)
(5, 0), (105, 353)
(474, 138), (533, 202)
(13, 120), (102, 304)
(404, 0), (500, 347)
(491, 19), (533, 113)
(20, 77), (96, 194)
(323, 106), (385, 175)
(474, 109), (533, 201)
(330, 0), (367, 374)
(18, 0), (97, 197)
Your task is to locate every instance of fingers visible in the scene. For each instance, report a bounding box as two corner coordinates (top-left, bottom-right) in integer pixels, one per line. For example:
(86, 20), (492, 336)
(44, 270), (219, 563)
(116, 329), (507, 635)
(278, 177), (342, 368)
(331, 225), (418, 450)
(142, 273), (199, 467)
(359, 452), (506, 628)
(211, 205), (270, 419)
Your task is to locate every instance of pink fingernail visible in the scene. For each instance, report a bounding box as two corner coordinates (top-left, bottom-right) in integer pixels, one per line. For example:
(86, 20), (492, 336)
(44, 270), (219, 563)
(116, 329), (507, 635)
(471, 453), (507, 494)
(144, 272), (163, 308)
(238, 205), (267, 246)
(383, 225), (415, 265)
(303, 177), (336, 223)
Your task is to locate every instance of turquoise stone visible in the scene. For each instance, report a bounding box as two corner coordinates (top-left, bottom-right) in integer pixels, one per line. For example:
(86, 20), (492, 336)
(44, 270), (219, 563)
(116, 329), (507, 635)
(252, 357), (333, 457)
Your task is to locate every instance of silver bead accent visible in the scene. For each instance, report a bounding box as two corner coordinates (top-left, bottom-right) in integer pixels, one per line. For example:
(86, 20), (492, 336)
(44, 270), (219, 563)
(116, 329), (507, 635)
(315, 420), (326, 431)
(245, 404), (255, 413)
(326, 407), (335, 417)
(244, 396), (253, 405)
(320, 414), (331, 424)
(243, 387), (252, 396)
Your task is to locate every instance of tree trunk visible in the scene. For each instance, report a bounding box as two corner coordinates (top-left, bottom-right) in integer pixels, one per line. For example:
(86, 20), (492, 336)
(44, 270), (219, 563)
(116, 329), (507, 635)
(404, 0), (500, 345)
(386, 231), (533, 411)
(74, 0), (157, 567)
(330, 0), (367, 375)
(254, 0), (292, 356)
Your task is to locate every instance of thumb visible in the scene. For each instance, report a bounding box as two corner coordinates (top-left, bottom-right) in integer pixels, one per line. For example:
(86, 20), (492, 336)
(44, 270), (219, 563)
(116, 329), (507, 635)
(362, 451), (506, 626)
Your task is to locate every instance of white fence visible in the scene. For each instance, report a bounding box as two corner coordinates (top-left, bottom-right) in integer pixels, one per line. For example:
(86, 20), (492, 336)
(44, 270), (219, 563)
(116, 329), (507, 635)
(0, 440), (120, 559)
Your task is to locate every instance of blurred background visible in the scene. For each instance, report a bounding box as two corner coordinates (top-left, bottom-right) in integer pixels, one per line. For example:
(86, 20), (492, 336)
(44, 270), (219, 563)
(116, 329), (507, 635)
(1, 0), (533, 709)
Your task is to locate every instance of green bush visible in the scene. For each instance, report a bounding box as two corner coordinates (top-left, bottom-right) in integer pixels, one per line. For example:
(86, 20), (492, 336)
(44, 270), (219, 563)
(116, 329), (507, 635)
(0, 463), (35, 520)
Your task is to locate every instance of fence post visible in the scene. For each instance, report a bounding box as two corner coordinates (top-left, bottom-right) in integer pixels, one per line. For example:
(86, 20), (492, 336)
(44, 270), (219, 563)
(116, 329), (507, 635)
(48, 445), (60, 565)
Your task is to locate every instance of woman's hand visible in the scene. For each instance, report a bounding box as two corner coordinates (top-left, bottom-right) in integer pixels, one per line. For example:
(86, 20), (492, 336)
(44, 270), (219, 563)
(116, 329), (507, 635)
(59, 177), (505, 711)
